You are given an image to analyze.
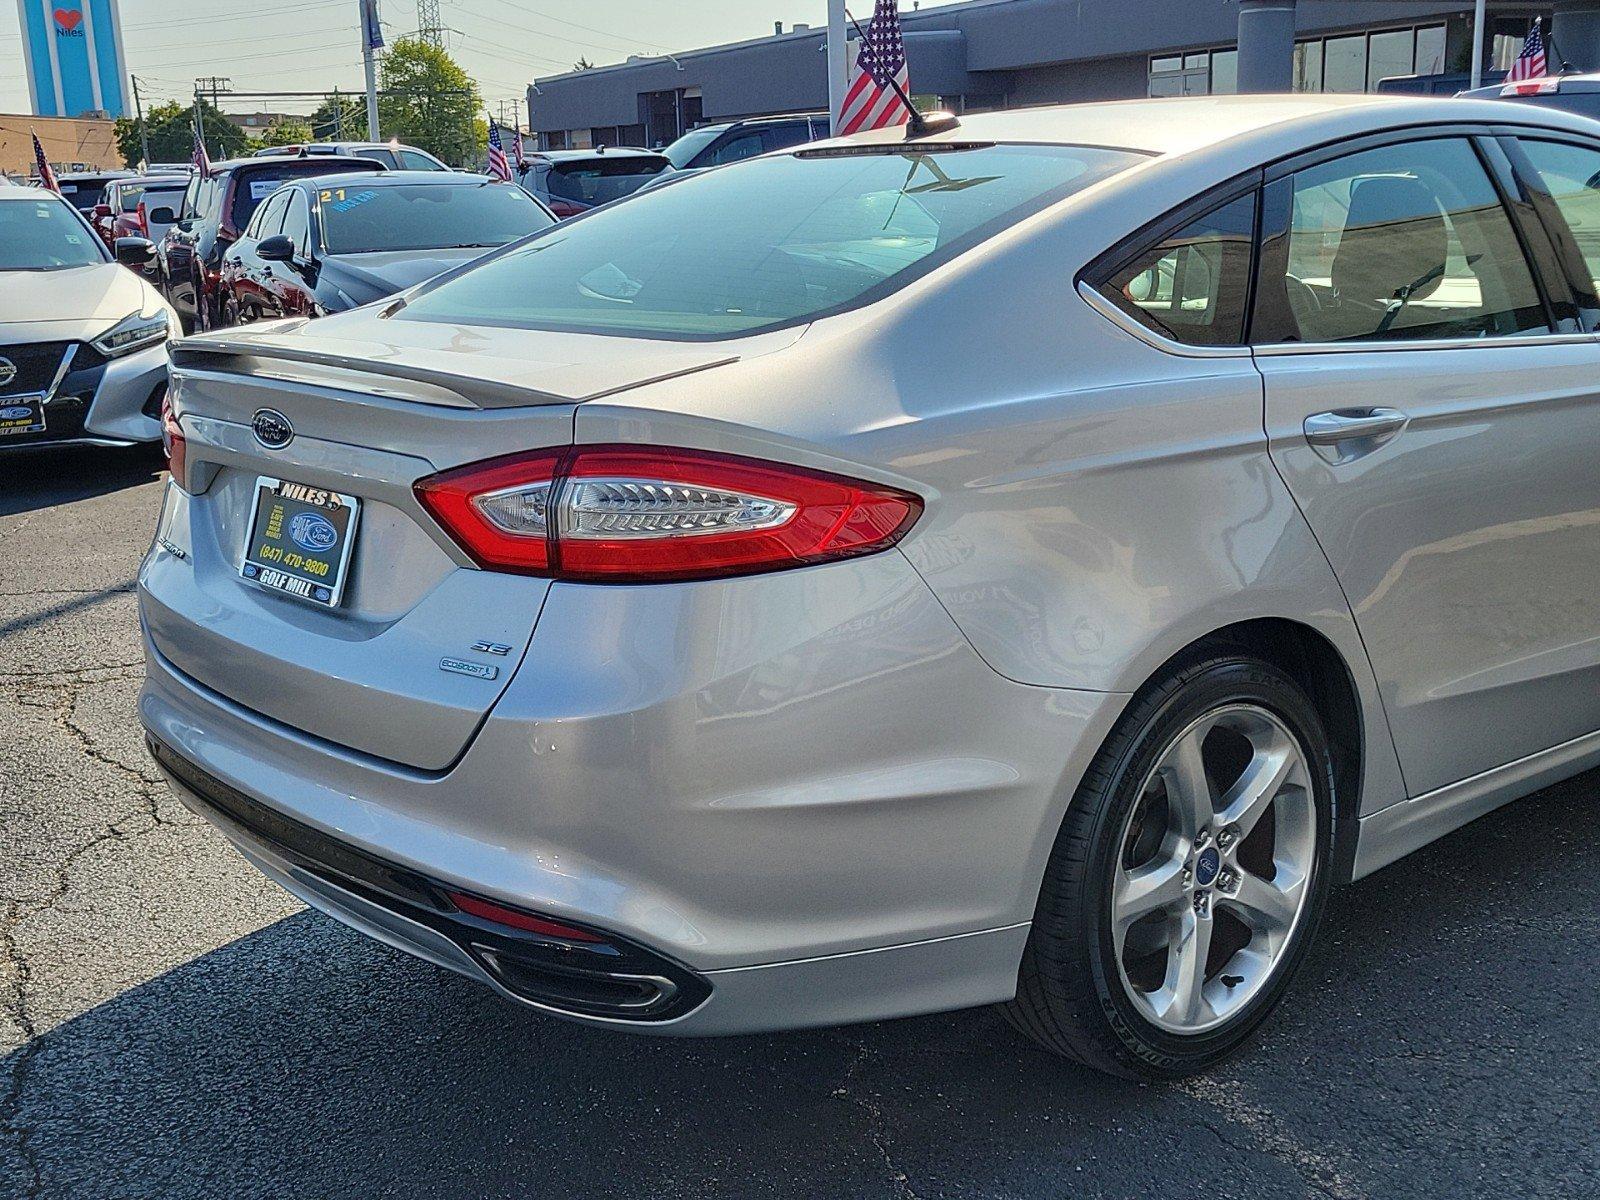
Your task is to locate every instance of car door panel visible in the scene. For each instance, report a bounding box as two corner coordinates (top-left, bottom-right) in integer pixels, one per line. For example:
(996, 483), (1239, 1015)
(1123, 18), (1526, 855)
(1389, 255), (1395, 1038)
(1255, 135), (1600, 796)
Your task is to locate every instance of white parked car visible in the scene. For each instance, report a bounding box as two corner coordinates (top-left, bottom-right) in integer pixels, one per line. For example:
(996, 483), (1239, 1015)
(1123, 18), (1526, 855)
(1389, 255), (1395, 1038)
(0, 182), (177, 449)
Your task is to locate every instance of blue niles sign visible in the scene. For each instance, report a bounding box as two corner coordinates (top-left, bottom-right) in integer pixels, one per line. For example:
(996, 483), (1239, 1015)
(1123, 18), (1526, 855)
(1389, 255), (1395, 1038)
(19, 0), (129, 119)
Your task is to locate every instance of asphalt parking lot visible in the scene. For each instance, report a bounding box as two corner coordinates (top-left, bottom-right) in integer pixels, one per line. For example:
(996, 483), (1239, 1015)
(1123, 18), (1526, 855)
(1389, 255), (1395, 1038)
(1, 446), (1597, 1200)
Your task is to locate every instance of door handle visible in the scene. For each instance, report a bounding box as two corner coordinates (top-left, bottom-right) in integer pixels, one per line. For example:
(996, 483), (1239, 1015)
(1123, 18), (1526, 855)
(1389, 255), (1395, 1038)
(1303, 408), (1409, 464)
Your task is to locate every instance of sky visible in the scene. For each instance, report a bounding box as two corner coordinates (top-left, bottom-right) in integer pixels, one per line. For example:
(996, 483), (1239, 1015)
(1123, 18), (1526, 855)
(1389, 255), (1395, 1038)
(0, 0), (966, 119)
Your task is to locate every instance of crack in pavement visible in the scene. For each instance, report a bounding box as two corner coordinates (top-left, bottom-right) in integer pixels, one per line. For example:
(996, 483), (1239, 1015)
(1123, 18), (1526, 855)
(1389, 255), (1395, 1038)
(1177, 1076), (1366, 1200)
(832, 1035), (919, 1200)
(0, 671), (183, 1199)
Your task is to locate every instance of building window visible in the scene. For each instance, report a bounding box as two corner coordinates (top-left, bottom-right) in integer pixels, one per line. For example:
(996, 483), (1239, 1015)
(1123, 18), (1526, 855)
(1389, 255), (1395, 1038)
(1148, 48), (1235, 98)
(1292, 24), (1449, 95)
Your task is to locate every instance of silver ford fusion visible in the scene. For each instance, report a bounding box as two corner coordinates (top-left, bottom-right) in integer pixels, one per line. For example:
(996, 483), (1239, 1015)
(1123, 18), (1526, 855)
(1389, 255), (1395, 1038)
(0, 181), (177, 449)
(139, 94), (1600, 1078)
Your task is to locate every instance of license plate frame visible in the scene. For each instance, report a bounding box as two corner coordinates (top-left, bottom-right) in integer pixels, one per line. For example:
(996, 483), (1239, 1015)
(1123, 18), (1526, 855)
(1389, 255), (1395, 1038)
(0, 396), (46, 437)
(239, 475), (361, 609)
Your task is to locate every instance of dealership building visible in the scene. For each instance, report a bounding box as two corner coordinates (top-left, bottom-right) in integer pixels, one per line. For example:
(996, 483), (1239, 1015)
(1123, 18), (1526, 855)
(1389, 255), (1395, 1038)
(526, 0), (1584, 150)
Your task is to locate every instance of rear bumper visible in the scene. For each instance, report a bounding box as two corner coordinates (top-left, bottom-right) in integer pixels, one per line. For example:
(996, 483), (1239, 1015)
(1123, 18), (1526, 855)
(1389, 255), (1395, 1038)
(138, 549), (1121, 1034)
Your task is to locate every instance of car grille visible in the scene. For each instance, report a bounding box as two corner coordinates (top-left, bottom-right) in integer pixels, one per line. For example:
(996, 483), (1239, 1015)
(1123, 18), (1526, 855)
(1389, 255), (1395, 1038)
(0, 342), (72, 397)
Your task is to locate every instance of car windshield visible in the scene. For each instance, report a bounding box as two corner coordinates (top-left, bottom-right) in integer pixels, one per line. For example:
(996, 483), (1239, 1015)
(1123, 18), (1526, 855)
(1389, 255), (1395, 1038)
(0, 198), (107, 269)
(399, 143), (1146, 340)
(319, 182), (554, 253)
(662, 126), (725, 169)
(543, 157), (669, 207)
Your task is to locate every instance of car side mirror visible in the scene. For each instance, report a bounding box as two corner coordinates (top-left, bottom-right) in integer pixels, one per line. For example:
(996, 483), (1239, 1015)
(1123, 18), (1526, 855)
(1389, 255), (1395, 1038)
(257, 235), (296, 263)
(149, 206), (176, 224)
(115, 237), (158, 269)
(93, 203), (113, 219)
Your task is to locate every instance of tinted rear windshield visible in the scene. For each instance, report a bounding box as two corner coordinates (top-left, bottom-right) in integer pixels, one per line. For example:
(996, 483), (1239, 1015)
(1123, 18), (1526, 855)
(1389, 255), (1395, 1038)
(543, 157), (670, 207)
(320, 182), (554, 254)
(230, 163), (382, 230)
(401, 143), (1145, 339)
(57, 181), (109, 210)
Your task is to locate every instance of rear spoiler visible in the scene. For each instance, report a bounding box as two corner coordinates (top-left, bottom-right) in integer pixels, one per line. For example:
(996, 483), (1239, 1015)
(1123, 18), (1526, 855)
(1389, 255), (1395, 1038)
(169, 336), (567, 410)
(169, 333), (741, 411)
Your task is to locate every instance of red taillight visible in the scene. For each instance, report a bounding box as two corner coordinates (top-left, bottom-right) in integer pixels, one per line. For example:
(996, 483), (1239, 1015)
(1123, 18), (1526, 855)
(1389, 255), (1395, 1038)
(160, 393), (188, 490)
(415, 445), (922, 584)
(445, 891), (605, 942)
(548, 198), (587, 219)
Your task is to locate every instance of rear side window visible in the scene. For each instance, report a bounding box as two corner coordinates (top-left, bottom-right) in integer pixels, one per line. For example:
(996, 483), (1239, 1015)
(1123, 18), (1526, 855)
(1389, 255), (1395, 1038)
(1518, 138), (1600, 293)
(1097, 192), (1258, 347)
(1271, 139), (1547, 343)
(400, 143), (1147, 340)
(400, 150), (443, 170)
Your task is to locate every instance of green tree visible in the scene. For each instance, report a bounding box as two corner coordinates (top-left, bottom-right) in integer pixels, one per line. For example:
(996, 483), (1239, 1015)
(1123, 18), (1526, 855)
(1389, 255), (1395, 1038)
(255, 116), (314, 149)
(114, 98), (248, 167)
(377, 36), (483, 166)
(308, 94), (367, 142)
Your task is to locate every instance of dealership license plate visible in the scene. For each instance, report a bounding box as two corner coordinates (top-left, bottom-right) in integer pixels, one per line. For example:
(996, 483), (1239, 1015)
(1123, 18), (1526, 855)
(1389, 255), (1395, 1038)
(239, 476), (360, 608)
(0, 397), (45, 437)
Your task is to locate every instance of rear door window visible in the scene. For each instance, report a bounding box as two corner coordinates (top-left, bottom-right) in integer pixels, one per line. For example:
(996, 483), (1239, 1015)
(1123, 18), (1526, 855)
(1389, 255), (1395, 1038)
(1267, 138), (1548, 343)
(1096, 192), (1259, 347)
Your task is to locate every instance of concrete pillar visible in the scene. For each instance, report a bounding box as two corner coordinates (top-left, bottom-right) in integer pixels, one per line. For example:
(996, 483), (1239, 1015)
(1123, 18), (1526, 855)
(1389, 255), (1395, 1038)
(1237, 0), (1297, 93)
(1553, 1), (1600, 72)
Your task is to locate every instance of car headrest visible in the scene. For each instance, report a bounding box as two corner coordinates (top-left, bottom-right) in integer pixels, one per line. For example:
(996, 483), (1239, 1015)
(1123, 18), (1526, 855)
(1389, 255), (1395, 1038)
(1331, 175), (1450, 307)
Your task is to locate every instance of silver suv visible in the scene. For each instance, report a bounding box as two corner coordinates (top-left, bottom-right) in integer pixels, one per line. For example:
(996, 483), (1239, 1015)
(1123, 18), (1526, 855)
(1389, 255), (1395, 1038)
(140, 94), (1600, 1078)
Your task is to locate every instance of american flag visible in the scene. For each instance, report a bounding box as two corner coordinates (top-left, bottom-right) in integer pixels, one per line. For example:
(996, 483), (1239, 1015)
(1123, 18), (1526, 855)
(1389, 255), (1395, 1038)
(191, 119), (212, 178)
(31, 132), (59, 193)
(511, 124), (528, 175)
(837, 0), (912, 136)
(1507, 19), (1549, 83)
(486, 119), (512, 182)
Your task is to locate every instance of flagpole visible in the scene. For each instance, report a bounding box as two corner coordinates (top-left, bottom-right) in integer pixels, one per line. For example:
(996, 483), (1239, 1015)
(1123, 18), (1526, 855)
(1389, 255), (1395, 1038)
(1471, 0), (1487, 90)
(827, 0), (847, 135)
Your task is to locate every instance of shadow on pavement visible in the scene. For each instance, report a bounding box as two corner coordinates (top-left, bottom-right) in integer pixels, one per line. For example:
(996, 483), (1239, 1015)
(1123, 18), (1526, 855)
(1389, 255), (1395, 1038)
(6, 774), (1600, 1199)
(0, 445), (165, 517)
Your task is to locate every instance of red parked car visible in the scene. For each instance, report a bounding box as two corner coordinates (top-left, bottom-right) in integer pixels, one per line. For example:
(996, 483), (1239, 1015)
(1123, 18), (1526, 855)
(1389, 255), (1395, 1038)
(93, 175), (189, 252)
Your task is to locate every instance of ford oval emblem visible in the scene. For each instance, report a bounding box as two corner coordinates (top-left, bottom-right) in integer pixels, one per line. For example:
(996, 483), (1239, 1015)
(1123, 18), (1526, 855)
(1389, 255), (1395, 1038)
(288, 512), (339, 553)
(0, 405), (32, 421)
(252, 408), (294, 449)
(0, 358), (16, 389)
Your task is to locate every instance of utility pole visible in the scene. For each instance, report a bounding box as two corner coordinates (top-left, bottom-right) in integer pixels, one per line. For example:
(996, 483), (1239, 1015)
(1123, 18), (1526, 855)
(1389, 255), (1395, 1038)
(360, 0), (383, 140)
(131, 75), (150, 168)
(331, 86), (344, 138)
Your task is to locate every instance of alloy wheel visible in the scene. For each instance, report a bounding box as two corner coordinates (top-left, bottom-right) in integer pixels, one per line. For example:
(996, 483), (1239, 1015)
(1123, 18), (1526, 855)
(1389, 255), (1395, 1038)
(1110, 703), (1317, 1036)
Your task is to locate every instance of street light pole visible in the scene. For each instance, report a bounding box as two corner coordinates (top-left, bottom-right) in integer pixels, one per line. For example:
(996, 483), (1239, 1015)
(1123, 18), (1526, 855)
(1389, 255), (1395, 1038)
(1472, 0), (1488, 90)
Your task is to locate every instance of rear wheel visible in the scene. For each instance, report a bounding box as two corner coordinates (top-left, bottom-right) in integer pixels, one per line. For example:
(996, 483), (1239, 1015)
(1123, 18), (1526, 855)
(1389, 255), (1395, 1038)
(1003, 652), (1336, 1079)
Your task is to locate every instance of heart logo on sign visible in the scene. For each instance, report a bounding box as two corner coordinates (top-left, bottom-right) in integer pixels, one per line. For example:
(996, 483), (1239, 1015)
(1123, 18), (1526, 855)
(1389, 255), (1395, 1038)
(54, 8), (81, 32)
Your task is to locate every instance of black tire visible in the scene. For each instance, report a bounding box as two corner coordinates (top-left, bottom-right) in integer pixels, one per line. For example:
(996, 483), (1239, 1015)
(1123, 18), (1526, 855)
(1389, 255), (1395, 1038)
(1002, 650), (1337, 1079)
